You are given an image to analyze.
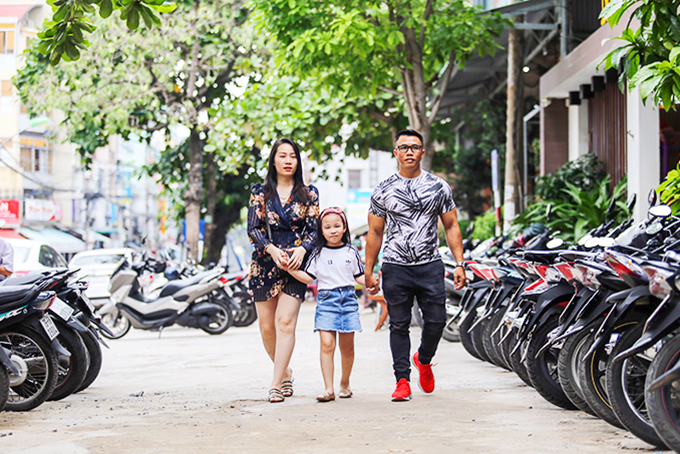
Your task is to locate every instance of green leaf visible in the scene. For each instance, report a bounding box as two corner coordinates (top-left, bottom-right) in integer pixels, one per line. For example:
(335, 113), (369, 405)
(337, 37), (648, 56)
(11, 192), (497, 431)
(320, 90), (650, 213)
(99, 0), (113, 18)
(126, 7), (140, 30)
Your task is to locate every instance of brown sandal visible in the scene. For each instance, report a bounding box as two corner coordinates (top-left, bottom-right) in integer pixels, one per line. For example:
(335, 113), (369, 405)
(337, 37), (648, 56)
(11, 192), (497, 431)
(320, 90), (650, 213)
(269, 388), (284, 403)
(281, 380), (294, 397)
(338, 389), (353, 398)
(316, 391), (335, 402)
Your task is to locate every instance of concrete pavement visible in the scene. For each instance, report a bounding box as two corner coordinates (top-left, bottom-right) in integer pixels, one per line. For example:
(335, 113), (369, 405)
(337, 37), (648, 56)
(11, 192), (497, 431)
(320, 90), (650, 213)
(0, 302), (665, 453)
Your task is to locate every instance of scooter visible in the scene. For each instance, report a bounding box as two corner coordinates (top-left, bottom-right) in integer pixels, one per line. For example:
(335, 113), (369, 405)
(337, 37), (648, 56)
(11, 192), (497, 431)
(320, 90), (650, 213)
(97, 260), (234, 339)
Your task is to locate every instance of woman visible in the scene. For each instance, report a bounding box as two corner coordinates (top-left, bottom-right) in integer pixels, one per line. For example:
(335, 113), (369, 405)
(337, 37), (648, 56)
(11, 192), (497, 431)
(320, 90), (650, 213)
(247, 137), (319, 403)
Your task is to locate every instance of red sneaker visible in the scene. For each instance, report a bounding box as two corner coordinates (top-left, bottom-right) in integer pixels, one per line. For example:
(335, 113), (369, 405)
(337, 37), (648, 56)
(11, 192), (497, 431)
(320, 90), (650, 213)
(413, 352), (435, 393)
(391, 378), (412, 401)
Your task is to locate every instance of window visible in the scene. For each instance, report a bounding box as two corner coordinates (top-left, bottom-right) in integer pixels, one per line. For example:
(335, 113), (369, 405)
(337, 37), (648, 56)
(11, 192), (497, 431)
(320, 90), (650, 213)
(39, 245), (66, 268)
(1, 80), (12, 97)
(0, 25), (15, 54)
(20, 137), (53, 174)
(347, 169), (362, 190)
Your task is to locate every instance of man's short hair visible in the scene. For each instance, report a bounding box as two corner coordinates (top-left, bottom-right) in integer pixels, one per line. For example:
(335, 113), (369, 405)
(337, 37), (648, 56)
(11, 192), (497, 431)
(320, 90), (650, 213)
(394, 129), (424, 146)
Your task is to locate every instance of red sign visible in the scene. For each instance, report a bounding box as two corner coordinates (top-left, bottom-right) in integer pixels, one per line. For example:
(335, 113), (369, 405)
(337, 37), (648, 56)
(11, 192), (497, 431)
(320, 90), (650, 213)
(0, 200), (21, 225)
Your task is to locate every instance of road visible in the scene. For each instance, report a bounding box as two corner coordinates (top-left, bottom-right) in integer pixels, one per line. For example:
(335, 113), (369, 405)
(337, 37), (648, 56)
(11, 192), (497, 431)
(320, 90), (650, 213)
(0, 302), (667, 454)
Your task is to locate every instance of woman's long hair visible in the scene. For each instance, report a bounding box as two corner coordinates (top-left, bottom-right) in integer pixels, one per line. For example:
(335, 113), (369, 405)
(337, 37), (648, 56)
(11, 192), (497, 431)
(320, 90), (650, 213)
(309, 207), (351, 262)
(263, 138), (309, 204)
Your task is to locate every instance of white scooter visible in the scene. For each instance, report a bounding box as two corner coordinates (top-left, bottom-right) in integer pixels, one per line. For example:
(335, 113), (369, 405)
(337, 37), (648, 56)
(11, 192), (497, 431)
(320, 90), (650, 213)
(97, 260), (234, 339)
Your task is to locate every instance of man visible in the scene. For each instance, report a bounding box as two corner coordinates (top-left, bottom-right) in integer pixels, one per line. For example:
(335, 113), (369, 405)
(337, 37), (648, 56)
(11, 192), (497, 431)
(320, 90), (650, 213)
(0, 235), (13, 281)
(364, 129), (466, 401)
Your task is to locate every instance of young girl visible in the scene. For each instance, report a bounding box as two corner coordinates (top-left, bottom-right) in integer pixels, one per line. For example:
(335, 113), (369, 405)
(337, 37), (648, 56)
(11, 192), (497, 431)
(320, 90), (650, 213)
(287, 207), (365, 402)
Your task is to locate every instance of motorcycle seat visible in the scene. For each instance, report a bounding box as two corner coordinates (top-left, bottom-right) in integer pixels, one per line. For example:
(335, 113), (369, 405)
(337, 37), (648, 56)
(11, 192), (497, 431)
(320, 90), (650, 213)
(159, 269), (220, 297)
(0, 285), (37, 310)
(3, 270), (54, 287)
(518, 250), (563, 264)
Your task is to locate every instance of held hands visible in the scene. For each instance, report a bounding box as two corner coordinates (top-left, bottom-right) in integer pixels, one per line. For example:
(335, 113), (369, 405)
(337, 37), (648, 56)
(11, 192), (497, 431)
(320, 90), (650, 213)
(365, 273), (381, 295)
(267, 245), (290, 270)
(453, 266), (467, 291)
(286, 246), (306, 271)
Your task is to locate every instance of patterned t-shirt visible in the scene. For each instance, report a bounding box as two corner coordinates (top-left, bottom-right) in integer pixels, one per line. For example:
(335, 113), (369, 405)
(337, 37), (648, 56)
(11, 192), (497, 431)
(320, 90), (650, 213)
(369, 171), (456, 266)
(305, 244), (365, 290)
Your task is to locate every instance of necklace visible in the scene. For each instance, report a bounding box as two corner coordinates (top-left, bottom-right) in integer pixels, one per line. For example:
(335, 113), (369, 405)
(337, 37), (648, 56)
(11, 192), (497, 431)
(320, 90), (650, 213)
(277, 186), (293, 203)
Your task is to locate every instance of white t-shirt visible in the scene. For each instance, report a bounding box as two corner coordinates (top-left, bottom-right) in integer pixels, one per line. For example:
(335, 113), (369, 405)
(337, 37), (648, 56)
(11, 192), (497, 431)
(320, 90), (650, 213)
(305, 244), (364, 290)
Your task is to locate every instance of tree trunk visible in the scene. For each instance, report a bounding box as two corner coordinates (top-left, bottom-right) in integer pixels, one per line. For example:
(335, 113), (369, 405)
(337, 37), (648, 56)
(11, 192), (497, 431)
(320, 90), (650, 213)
(503, 25), (521, 233)
(201, 151), (217, 265)
(184, 127), (203, 262)
(204, 201), (241, 267)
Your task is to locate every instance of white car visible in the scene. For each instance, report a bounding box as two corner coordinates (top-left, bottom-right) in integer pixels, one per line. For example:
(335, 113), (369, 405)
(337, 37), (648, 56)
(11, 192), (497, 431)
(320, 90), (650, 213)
(5, 238), (68, 275)
(68, 248), (136, 306)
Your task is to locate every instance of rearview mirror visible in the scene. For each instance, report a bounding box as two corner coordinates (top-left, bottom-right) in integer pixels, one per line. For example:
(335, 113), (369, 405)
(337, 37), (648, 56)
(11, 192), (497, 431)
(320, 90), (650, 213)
(627, 194), (637, 214)
(648, 204), (672, 219)
(648, 189), (658, 207)
(547, 238), (564, 249)
(545, 203), (552, 221)
(605, 197), (616, 221)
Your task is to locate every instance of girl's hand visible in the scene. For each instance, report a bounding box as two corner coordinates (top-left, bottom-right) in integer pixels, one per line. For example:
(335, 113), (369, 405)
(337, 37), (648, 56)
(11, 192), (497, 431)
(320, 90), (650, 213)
(267, 245), (290, 270)
(285, 246), (307, 271)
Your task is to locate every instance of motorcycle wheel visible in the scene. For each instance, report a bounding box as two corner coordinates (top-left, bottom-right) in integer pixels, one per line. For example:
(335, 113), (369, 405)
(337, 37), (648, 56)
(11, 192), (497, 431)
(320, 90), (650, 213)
(232, 292), (257, 327)
(470, 316), (493, 364)
(606, 322), (665, 447)
(557, 324), (597, 415)
(459, 311), (484, 361)
(578, 323), (633, 429)
(508, 335), (533, 387)
(98, 306), (131, 340)
(200, 301), (234, 335)
(48, 318), (89, 401)
(2, 325), (58, 411)
(0, 366), (8, 411)
(482, 308), (511, 370)
(525, 314), (576, 410)
(645, 334), (680, 451)
(76, 329), (103, 393)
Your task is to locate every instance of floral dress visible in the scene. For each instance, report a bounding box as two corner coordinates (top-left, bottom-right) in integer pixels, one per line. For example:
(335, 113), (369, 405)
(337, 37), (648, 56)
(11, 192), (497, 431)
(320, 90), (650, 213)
(247, 183), (319, 302)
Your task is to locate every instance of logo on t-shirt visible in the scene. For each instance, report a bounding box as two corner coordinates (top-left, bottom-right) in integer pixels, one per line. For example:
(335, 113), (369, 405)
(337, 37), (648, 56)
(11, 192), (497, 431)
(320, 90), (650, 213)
(327, 260), (333, 265)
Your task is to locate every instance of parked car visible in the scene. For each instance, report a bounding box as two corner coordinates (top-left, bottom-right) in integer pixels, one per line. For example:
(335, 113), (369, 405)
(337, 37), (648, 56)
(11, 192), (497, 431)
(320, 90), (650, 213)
(68, 248), (136, 307)
(5, 238), (68, 275)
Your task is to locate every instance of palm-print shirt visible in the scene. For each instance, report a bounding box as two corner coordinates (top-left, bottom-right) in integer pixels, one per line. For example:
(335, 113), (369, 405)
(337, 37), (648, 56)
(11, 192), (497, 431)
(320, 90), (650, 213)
(248, 183), (319, 258)
(369, 171), (456, 266)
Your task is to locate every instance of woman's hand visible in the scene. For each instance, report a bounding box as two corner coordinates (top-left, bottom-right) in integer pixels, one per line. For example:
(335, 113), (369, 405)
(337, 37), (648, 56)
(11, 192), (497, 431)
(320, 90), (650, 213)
(285, 246), (307, 271)
(266, 244), (290, 270)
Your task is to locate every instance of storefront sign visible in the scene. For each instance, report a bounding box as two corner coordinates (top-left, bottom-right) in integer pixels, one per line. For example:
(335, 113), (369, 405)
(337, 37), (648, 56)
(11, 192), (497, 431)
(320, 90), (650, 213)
(0, 200), (21, 225)
(25, 199), (62, 222)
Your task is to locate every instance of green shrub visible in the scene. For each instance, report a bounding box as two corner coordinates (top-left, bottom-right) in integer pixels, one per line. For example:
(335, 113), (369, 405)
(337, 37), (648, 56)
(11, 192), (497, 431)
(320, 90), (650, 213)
(471, 208), (500, 242)
(513, 176), (628, 242)
(657, 163), (680, 213)
(536, 154), (607, 203)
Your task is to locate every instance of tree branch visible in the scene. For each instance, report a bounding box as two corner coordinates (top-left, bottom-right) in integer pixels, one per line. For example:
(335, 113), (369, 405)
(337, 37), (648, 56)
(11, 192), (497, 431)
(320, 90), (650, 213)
(419, 0), (435, 50)
(428, 48), (458, 124)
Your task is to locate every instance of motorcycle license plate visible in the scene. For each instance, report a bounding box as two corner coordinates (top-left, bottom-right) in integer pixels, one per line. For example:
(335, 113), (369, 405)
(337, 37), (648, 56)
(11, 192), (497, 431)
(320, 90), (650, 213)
(40, 315), (59, 341)
(49, 298), (74, 321)
(81, 294), (95, 313)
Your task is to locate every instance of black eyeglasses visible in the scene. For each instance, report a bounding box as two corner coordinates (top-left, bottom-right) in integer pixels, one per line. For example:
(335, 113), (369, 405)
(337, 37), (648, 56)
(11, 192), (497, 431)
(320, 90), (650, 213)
(395, 144), (423, 153)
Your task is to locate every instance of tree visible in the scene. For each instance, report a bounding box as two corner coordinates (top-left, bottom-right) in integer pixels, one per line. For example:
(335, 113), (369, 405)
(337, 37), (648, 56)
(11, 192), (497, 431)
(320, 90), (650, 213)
(38, 0), (176, 64)
(601, 0), (680, 110)
(432, 95), (506, 216)
(252, 0), (508, 171)
(17, 0), (256, 260)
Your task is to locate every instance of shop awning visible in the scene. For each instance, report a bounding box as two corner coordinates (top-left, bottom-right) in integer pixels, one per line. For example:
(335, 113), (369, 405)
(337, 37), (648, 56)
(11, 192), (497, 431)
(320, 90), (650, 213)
(0, 4), (42, 22)
(66, 227), (112, 247)
(0, 229), (25, 239)
(18, 227), (87, 254)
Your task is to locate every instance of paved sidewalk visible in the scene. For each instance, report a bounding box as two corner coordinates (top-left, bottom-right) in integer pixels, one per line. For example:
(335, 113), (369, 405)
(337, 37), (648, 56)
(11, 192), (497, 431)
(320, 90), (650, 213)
(0, 302), (666, 453)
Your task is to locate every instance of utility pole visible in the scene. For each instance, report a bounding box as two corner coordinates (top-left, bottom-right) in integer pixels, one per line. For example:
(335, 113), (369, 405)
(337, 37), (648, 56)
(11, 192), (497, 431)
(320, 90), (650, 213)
(503, 2), (522, 233)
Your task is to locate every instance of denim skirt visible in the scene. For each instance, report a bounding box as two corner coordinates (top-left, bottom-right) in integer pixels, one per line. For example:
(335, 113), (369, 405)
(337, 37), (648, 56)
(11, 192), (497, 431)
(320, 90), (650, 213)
(314, 286), (362, 333)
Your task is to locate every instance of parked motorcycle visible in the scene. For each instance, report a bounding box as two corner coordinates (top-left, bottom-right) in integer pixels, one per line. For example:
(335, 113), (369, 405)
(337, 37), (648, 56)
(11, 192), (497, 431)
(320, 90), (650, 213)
(98, 259), (235, 339)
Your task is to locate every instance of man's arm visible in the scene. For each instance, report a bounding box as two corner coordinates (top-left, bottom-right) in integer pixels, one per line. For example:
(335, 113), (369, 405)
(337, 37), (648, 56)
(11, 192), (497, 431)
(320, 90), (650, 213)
(0, 266), (11, 277)
(364, 213), (385, 295)
(441, 208), (466, 290)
